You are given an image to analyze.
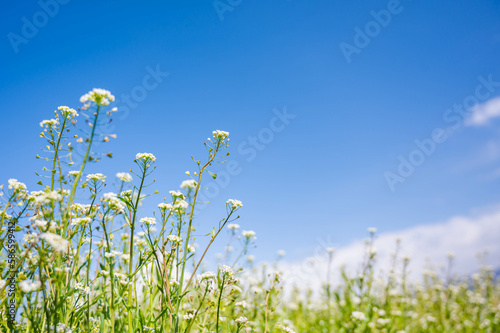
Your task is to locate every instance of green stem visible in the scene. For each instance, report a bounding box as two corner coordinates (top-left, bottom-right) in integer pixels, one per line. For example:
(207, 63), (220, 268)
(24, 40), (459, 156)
(182, 212), (234, 294)
(184, 286), (209, 333)
(102, 210), (115, 333)
(51, 116), (68, 191)
(216, 275), (226, 333)
(175, 144), (220, 329)
(128, 165), (147, 333)
(67, 104), (101, 221)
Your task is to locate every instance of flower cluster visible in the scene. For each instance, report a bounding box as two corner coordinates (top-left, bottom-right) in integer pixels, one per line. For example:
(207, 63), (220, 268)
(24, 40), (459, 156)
(80, 88), (115, 106)
(198, 271), (217, 281)
(75, 282), (91, 295)
(173, 199), (188, 212)
(58, 106), (78, 119)
(71, 217), (92, 227)
(351, 311), (367, 321)
(235, 316), (248, 325)
(180, 179), (196, 190)
(242, 230), (256, 239)
(228, 223), (240, 230)
(40, 232), (69, 254)
(167, 235), (182, 244)
(19, 280), (42, 293)
(86, 173), (106, 182)
(8, 178), (27, 193)
(136, 152), (156, 163)
(116, 172), (132, 182)
(140, 217), (157, 226)
(31, 190), (63, 206)
(158, 202), (173, 210)
(276, 323), (296, 333)
(101, 192), (126, 212)
(40, 119), (59, 128)
(220, 265), (233, 278)
(213, 130), (229, 140)
(226, 199), (243, 210)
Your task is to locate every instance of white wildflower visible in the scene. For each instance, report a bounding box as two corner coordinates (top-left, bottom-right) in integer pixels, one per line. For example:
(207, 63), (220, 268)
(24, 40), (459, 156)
(71, 217), (91, 227)
(116, 172), (132, 182)
(8, 179), (27, 192)
(101, 192), (126, 212)
(226, 199), (243, 210)
(135, 152), (156, 163)
(71, 203), (91, 214)
(276, 323), (296, 333)
(220, 265), (233, 277)
(169, 190), (183, 198)
(167, 235), (182, 244)
(242, 230), (256, 239)
(33, 191), (63, 206)
(80, 88), (115, 106)
(86, 173), (106, 182)
(140, 217), (156, 226)
(235, 316), (248, 325)
(58, 106), (78, 119)
(54, 323), (73, 333)
(40, 232), (69, 254)
(180, 179), (197, 190)
(198, 271), (216, 280)
(212, 130), (229, 140)
(227, 223), (240, 230)
(19, 280), (42, 293)
(351, 311), (366, 321)
(235, 301), (248, 308)
(158, 202), (173, 210)
(32, 217), (46, 226)
(104, 251), (120, 259)
(40, 119), (59, 128)
(173, 200), (188, 211)
(23, 233), (39, 244)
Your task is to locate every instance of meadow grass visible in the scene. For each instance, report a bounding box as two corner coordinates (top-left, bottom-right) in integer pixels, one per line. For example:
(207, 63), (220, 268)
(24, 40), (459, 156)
(0, 89), (499, 332)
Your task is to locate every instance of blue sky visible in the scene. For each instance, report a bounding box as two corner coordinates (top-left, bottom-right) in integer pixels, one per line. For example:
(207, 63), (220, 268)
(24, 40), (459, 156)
(1, 0), (500, 265)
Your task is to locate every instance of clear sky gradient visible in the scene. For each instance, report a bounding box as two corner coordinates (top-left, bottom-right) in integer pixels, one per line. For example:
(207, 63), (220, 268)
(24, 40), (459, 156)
(1, 0), (500, 264)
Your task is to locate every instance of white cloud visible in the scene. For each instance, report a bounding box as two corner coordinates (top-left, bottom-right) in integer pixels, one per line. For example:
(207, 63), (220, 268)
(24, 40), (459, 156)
(275, 206), (500, 293)
(466, 96), (500, 126)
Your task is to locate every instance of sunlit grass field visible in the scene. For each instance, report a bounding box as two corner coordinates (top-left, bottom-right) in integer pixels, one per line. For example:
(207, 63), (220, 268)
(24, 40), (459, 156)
(1, 89), (499, 332)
